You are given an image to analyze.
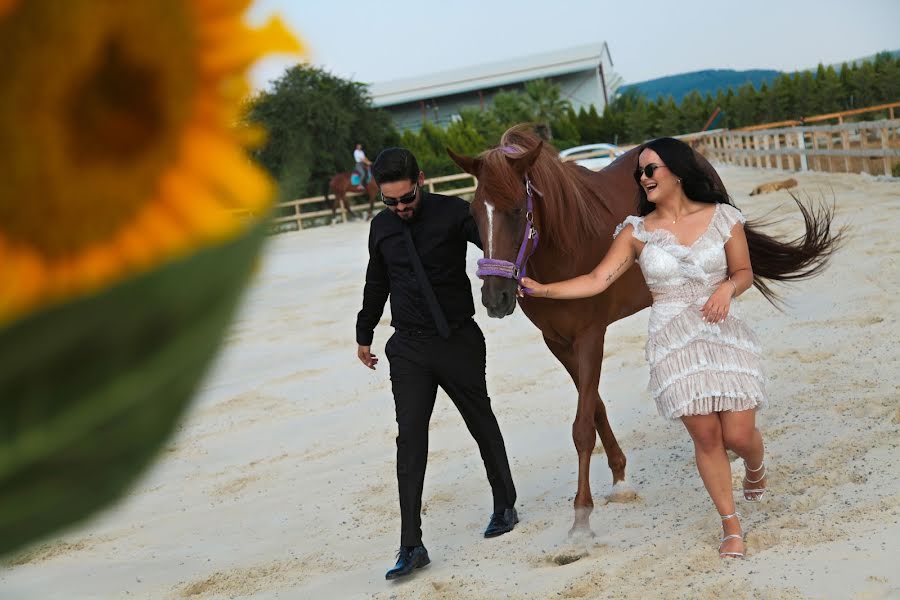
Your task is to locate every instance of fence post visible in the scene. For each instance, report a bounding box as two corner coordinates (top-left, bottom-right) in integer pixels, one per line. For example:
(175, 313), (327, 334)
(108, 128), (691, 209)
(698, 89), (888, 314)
(841, 127), (851, 172)
(859, 126), (869, 174)
(796, 131), (808, 171)
(295, 203), (303, 231)
(786, 131), (796, 171)
(825, 129), (835, 173)
(881, 127), (891, 175)
(773, 133), (783, 170)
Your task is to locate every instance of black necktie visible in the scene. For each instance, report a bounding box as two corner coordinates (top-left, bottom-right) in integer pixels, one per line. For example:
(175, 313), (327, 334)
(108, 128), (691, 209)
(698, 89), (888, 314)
(402, 225), (451, 338)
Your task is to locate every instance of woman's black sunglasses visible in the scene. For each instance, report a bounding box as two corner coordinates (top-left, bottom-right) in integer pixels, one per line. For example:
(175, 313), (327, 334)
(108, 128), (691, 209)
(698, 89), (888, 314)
(633, 163), (667, 182)
(381, 183), (418, 206)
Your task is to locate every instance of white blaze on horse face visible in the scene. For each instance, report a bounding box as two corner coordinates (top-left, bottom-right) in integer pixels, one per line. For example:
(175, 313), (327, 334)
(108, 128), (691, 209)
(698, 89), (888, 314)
(485, 200), (495, 258)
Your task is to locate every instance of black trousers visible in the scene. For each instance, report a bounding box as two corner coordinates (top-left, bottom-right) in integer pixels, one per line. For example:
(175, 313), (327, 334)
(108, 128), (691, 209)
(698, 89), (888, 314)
(384, 319), (517, 547)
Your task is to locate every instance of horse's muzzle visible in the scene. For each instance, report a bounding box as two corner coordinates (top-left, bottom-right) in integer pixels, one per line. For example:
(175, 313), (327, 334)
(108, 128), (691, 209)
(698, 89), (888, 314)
(481, 277), (517, 318)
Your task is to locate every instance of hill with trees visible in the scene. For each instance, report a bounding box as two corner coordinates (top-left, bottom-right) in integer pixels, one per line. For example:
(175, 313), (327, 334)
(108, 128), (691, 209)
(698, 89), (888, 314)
(620, 69), (781, 103)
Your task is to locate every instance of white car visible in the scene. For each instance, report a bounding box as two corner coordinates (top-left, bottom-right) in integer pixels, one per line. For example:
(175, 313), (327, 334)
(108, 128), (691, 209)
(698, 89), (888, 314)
(558, 143), (623, 171)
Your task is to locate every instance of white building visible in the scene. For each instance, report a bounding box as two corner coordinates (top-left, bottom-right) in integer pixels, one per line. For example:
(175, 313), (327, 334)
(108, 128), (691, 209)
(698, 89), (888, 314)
(368, 42), (614, 132)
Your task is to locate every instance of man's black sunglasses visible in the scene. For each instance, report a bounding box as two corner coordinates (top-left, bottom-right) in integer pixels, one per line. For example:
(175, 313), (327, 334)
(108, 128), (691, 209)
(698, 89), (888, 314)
(633, 163), (667, 182)
(380, 183), (418, 206)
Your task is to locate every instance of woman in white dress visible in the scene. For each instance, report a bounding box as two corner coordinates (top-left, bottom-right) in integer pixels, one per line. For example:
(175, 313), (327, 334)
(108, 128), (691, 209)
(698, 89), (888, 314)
(520, 137), (839, 559)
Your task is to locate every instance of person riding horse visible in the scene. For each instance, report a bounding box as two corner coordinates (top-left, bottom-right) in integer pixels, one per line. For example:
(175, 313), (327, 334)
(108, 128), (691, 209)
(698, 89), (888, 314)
(353, 143), (372, 191)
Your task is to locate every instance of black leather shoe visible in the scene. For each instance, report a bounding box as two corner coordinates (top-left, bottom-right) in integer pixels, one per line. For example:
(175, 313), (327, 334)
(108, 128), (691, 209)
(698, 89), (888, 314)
(385, 545), (430, 580)
(484, 507), (519, 538)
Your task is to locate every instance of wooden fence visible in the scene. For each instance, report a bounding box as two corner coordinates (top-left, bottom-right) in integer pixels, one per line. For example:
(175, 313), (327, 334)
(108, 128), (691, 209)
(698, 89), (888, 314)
(258, 172), (478, 231)
(688, 119), (900, 176)
(735, 101), (899, 132)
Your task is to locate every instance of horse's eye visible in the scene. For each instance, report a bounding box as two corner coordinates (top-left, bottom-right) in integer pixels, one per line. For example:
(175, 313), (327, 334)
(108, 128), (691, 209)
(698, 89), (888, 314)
(512, 208), (523, 215)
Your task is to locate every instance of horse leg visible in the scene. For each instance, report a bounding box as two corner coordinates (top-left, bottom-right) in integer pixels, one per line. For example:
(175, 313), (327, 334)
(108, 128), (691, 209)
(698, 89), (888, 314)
(594, 393), (636, 502)
(342, 193), (355, 222)
(545, 335), (600, 537)
(586, 329), (627, 490)
(331, 192), (340, 225)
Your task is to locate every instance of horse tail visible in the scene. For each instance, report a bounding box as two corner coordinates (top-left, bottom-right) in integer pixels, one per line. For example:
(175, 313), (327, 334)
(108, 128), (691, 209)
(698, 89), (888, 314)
(746, 193), (844, 307)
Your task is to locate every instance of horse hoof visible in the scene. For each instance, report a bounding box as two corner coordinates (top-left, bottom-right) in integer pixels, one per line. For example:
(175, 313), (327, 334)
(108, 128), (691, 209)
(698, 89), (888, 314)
(567, 525), (596, 542)
(606, 481), (639, 503)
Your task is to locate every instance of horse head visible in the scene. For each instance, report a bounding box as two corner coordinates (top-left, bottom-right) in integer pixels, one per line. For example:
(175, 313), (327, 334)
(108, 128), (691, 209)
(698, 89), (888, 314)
(448, 138), (543, 318)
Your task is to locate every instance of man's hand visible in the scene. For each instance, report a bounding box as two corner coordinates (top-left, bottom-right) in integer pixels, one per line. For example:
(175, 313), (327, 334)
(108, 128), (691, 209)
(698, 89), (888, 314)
(357, 345), (378, 370)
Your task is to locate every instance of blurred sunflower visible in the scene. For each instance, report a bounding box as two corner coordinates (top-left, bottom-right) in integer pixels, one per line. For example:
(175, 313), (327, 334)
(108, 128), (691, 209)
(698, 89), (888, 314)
(0, 0), (302, 324)
(0, 1), (304, 557)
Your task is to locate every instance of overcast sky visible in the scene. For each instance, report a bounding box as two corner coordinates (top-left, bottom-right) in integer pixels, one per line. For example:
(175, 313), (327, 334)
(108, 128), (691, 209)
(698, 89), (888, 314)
(249, 0), (899, 90)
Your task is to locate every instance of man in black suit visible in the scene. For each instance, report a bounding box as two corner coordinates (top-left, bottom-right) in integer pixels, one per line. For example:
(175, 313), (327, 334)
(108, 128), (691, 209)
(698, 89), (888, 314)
(356, 147), (518, 581)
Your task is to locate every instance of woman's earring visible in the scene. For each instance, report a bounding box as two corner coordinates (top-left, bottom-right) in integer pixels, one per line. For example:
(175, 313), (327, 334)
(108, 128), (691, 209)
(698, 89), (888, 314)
(677, 178), (682, 184)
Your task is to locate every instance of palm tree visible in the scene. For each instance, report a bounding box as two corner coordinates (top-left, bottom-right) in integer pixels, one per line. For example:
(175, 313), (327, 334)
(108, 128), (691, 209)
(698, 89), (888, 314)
(522, 79), (571, 140)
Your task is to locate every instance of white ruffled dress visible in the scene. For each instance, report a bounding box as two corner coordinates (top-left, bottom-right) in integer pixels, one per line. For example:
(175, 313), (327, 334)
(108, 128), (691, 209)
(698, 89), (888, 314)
(614, 203), (768, 420)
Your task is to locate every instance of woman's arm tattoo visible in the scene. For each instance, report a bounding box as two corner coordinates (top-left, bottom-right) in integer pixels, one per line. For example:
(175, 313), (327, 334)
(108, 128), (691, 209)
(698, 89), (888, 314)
(605, 257), (629, 283)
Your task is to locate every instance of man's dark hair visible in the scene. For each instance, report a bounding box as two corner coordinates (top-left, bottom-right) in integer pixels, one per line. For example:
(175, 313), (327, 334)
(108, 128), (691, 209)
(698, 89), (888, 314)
(372, 147), (419, 185)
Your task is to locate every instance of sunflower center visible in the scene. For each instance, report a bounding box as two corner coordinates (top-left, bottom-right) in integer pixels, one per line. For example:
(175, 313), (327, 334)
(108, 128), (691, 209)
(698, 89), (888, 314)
(0, 2), (195, 258)
(67, 40), (162, 165)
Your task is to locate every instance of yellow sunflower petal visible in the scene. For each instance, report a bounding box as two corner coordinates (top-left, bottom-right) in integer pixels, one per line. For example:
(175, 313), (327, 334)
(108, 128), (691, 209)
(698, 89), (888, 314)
(0, 245), (47, 318)
(179, 127), (274, 211)
(69, 244), (124, 292)
(199, 17), (303, 76)
(158, 169), (237, 241)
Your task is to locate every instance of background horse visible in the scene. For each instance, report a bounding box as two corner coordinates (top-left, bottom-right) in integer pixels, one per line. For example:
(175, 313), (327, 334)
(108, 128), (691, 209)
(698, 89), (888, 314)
(325, 171), (378, 222)
(448, 126), (728, 536)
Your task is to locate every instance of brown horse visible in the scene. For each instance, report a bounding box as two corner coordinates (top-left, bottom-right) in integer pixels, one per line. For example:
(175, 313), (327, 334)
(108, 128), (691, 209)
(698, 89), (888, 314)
(326, 171), (379, 222)
(448, 126), (728, 536)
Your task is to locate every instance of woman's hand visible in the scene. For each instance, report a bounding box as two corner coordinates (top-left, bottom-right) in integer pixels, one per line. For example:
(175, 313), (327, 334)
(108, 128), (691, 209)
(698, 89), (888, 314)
(518, 276), (548, 298)
(700, 285), (734, 323)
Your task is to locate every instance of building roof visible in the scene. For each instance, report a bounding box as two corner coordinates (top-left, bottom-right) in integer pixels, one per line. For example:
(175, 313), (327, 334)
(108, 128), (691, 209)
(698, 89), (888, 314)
(368, 42), (608, 107)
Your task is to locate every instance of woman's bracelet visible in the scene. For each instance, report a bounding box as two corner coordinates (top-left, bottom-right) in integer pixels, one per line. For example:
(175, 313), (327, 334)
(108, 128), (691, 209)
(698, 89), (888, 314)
(727, 278), (738, 296)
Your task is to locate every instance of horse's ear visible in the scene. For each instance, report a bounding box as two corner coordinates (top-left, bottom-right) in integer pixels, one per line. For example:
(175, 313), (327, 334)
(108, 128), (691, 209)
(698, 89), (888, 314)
(447, 147), (482, 176)
(506, 141), (543, 174)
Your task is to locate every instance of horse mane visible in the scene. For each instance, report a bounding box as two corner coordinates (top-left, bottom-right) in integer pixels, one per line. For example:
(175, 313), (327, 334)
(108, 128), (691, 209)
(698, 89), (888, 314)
(479, 125), (614, 255)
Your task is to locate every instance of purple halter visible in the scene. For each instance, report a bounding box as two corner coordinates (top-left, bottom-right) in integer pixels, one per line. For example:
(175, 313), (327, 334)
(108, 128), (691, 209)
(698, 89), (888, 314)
(475, 170), (542, 285)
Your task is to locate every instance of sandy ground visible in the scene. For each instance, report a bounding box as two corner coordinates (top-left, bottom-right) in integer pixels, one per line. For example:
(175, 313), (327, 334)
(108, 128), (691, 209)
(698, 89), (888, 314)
(2, 166), (899, 600)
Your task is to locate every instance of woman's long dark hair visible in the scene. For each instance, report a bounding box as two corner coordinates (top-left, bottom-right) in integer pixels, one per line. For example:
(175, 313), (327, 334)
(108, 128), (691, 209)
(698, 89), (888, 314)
(637, 137), (843, 306)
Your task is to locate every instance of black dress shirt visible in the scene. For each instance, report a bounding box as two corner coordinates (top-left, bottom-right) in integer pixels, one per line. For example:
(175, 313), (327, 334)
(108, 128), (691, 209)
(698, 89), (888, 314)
(356, 192), (482, 345)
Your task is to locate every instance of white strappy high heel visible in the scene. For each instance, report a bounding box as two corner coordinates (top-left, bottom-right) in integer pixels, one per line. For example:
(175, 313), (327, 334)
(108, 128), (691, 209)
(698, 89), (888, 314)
(743, 460), (767, 502)
(719, 512), (745, 559)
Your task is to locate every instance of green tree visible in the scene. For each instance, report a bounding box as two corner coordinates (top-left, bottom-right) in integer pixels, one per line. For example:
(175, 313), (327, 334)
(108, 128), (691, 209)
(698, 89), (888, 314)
(445, 118), (489, 158)
(574, 105), (604, 143)
(872, 52), (900, 105)
(246, 65), (397, 201)
(657, 95), (681, 136)
(795, 70), (817, 116)
(457, 107), (506, 147)
(730, 82), (757, 127)
(491, 90), (532, 126)
(549, 107), (581, 150)
(521, 79), (572, 139)
(816, 65), (845, 114)
(771, 73), (798, 120)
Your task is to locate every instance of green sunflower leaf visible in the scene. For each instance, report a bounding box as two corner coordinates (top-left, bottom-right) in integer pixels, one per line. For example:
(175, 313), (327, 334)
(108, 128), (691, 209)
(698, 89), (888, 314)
(0, 221), (266, 557)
